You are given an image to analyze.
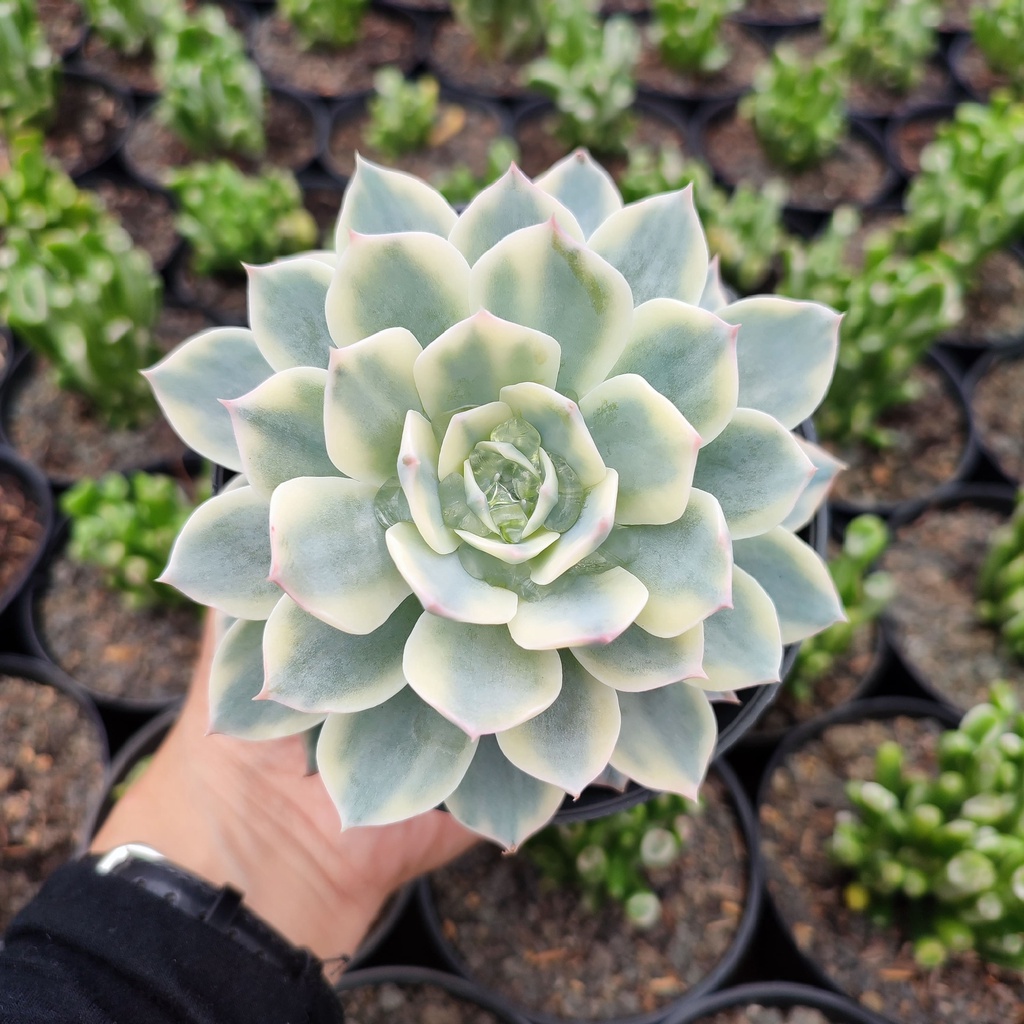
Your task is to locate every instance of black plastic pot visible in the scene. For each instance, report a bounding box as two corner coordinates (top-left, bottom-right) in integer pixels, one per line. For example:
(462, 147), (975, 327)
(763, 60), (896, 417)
(882, 101), (953, 180)
(666, 981), (887, 1024)
(732, 3), (822, 31)
(51, 69), (133, 180)
(945, 32), (1006, 104)
(964, 339), (1024, 486)
(0, 445), (53, 620)
(418, 758), (764, 1024)
(334, 965), (532, 1024)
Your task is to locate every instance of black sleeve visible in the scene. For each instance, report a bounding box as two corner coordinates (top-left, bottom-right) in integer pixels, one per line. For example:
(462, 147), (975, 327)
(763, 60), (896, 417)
(0, 860), (343, 1024)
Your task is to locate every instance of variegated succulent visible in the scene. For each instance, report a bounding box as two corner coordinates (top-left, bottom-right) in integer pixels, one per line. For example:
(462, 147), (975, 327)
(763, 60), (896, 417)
(146, 152), (845, 849)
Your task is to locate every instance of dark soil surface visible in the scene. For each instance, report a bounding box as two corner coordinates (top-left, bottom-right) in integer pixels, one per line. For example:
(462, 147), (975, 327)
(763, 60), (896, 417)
(380, 0), (450, 10)
(761, 715), (1024, 1024)
(939, 0), (974, 32)
(92, 179), (178, 270)
(328, 103), (506, 183)
(430, 772), (747, 1019)
(35, 553), (201, 702)
(122, 91), (318, 187)
(37, 0), (85, 55)
(340, 983), (503, 1024)
(703, 109), (889, 212)
(154, 305), (215, 355)
(697, 1007), (832, 1024)
(940, 249), (1024, 347)
(754, 622), (880, 739)
(303, 184), (344, 245)
(881, 502), (1024, 709)
(250, 12), (418, 97)
(46, 76), (130, 178)
(887, 109), (949, 177)
(3, 358), (187, 485)
(515, 108), (692, 180)
(173, 261), (249, 325)
(972, 350), (1024, 483)
(824, 361), (968, 509)
(0, 475), (46, 607)
(427, 19), (537, 99)
(79, 33), (159, 94)
(635, 22), (767, 101)
(0, 674), (106, 932)
(736, 0), (824, 25)
(950, 38), (1013, 101)
(0, 334), (10, 383)
(602, 0), (651, 12)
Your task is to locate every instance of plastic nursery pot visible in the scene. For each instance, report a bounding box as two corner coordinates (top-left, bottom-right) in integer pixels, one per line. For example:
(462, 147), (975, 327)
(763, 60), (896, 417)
(826, 347), (981, 526)
(882, 102), (954, 180)
(665, 981), (887, 1024)
(0, 445), (53, 619)
(323, 87), (515, 186)
(964, 340), (1024, 486)
(732, 0), (823, 30)
(48, 69), (133, 180)
(334, 965), (532, 1024)
(879, 482), (1020, 713)
(417, 758), (764, 1024)
(696, 99), (899, 217)
(945, 33), (1009, 105)
(0, 329), (16, 390)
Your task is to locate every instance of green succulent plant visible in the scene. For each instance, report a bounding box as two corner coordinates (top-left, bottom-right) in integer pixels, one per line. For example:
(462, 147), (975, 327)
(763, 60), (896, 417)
(62, 471), (209, 611)
(154, 6), (265, 159)
(650, 0), (741, 75)
(741, 45), (848, 170)
(452, 0), (545, 61)
(80, 0), (178, 56)
(0, 135), (161, 426)
(824, 0), (940, 93)
(527, 790), (699, 928)
(146, 151), (844, 847)
(436, 138), (520, 206)
(167, 161), (318, 277)
(0, 0), (56, 134)
(786, 515), (894, 703)
(832, 683), (1024, 970)
(978, 490), (1024, 662)
(365, 70), (440, 159)
(526, 0), (639, 154)
(972, 0), (1024, 91)
(902, 94), (1024, 272)
(279, 0), (367, 50)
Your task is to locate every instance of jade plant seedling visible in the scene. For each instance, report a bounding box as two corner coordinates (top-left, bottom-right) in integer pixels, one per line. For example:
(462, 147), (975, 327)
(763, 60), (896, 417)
(81, 0), (177, 56)
(147, 151), (844, 847)
(527, 791), (700, 928)
(526, 0), (639, 153)
(0, 135), (161, 426)
(740, 45), (847, 170)
(452, 0), (545, 61)
(650, 0), (741, 76)
(824, 0), (940, 93)
(977, 490), (1024, 662)
(167, 162), (318, 277)
(366, 69), (440, 159)
(155, 6), (265, 158)
(786, 515), (894, 704)
(972, 0), (1024, 91)
(279, 0), (367, 49)
(62, 472), (208, 611)
(0, 0), (56, 133)
(832, 682), (1024, 969)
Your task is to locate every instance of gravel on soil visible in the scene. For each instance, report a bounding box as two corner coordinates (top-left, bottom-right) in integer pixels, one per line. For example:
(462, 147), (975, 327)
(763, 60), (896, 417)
(36, 0), (85, 55)
(427, 19), (537, 99)
(0, 475), (46, 606)
(172, 261), (249, 325)
(736, 0), (824, 24)
(430, 773), (747, 1020)
(92, 179), (178, 270)
(940, 250), (1024, 347)
(881, 501), (1024, 710)
(35, 553), (201, 702)
(761, 716), (1024, 1024)
(340, 983), (503, 1024)
(154, 306), (215, 355)
(696, 1007), (833, 1024)
(79, 33), (159, 93)
(888, 110), (948, 177)
(971, 350), (1024, 483)
(0, 674), (106, 932)
(46, 76), (130, 178)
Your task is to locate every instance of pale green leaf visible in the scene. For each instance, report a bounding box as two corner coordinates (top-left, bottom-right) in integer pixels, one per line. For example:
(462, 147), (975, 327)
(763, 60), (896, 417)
(399, 410), (458, 555)
(533, 148), (623, 239)
(781, 437), (845, 531)
(572, 621), (705, 692)
(437, 401), (514, 481)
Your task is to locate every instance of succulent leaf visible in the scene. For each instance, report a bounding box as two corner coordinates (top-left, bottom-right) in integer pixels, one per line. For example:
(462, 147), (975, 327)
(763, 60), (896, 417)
(399, 410), (460, 555)
(781, 438), (845, 532)
(571, 621), (706, 692)
(533, 149), (623, 239)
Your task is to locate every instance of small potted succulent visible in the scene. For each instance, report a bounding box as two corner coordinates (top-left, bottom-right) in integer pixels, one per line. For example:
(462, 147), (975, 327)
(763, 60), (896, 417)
(146, 151), (844, 848)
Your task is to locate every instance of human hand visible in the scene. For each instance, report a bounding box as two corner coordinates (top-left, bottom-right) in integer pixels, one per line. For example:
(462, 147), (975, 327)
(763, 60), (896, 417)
(92, 614), (477, 961)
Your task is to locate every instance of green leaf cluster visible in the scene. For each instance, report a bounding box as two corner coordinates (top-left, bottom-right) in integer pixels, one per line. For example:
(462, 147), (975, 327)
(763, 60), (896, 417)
(279, 0), (367, 50)
(61, 471), (209, 611)
(972, 0), (1024, 91)
(740, 45), (847, 170)
(155, 6), (265, 159)
(80, 0), (178, 57)
(452, 0), (545, 61)
(824, 0), (940, 93)
(650, 0), (741, 76)
(901, 94), (1024, 272)
(978, 490), (1024, 662)
(526, 791), (697, 929)
(832, 683), (1024, 970)
(526, 0), (639, 154)
(167, 161), (318, 276)
(366, 69), (439, 159)
(620, 145), (787, 294)
(786, 515), (894, 703)
(0, 0), (56, 134)
(0, 136), (161, 426)
(435, 138), (519, 205)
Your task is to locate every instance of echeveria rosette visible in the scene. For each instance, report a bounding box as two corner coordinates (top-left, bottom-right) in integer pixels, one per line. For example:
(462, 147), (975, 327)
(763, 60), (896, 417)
(146, 151), (845, 849)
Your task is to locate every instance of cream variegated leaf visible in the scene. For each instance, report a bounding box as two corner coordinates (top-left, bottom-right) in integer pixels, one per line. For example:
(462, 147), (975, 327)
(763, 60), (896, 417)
(533, 148), (623, 239)
(572, 621), (705, 692)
